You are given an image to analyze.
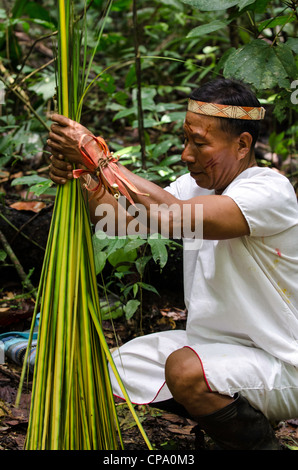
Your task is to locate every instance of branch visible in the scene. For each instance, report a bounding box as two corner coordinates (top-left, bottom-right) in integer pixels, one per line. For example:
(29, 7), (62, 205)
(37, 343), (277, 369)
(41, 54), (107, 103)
(0, 60), (51, 131)
(0, 229), (36, 295)
(132, 0), (146, 170)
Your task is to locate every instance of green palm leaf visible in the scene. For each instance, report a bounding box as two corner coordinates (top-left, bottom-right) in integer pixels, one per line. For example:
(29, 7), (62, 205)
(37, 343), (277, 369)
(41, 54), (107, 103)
(17, 0), (152, 450)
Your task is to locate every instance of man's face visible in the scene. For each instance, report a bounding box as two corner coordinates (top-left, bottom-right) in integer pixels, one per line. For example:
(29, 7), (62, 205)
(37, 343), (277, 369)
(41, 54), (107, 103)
(182, 111), (243, 193)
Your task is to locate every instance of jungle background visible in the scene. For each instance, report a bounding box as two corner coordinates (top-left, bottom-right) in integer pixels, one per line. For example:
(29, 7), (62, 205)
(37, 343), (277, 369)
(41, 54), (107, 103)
(0, 0), (297, 451)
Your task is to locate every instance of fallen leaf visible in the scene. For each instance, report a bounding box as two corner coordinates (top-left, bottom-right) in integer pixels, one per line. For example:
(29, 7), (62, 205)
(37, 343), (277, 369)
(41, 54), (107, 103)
(10, 201), (46, 213)
(5, 419), (20, 426)
(159, 412), (186, 424)
(157, 317), (176, 329)
(167, 424), (195, 435)
(3, 292), (14, 300)
(0, 426), (9, 432)
(0, 170), (10, 183)
(160, 307), (187, 321)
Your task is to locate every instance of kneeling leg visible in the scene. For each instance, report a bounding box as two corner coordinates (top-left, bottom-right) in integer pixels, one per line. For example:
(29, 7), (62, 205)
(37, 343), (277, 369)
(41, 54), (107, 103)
(164, 347), (280, 450)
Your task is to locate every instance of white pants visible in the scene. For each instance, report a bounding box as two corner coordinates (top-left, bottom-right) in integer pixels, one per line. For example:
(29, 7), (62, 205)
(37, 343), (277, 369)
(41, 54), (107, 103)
(109, 330), (298, 422)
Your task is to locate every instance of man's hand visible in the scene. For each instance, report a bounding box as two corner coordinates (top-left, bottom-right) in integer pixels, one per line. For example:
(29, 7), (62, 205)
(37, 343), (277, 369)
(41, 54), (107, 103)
(47, 114), (90, 166)
(49, 154), (74, 185)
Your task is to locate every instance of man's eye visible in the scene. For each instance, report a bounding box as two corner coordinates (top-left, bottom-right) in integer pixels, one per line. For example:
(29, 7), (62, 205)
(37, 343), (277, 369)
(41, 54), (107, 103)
(195, 142), (203, 147)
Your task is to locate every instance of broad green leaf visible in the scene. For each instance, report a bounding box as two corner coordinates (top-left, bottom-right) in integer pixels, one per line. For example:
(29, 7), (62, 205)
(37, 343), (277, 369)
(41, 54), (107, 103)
(100, 300), (124, 320)
(28, 18), (56, 30)
(166, 111), (187, 123)
(125, 65), (137, 88)
(237, 0), (260, 9)
(12, 0), (30, 17)
(123, 239), (147, 253)
(182, 0), (239, 10)
(223, 40), (297, 90)
(242, 0), (270, 13)
(152, 140), (173, 159)
(187, 20), (228, 38)
(160, 154), (182, 166)
(29, 181), (54, 196)
(94, 251), (107, 275)
(135, 255), (152, 276)
(155, 103), (183, 112)
(108, 247), (137, 272)
(287, 38), (298, 54)
(138, 282), (159, 296)
(148, 238), (169, 268)
(132, 118), (161, 129)
(182, 0), (269, 12)
(93, 231), (110, 244)
(124, 299), (140, 320)
(111, 0), (132, 12)
(23, 1), (53, 21)
(0, 249), (7, 262)
(258, 15), (295, 32)
(133, 283), (138, 297)
(11, 175), (49, 186)
(106, 238), (128, 256)
(113, 107), (136, 121)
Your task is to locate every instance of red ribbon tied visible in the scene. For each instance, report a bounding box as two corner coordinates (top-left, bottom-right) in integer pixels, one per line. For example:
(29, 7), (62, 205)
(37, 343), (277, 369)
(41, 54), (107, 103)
(72, 134), (148, 206)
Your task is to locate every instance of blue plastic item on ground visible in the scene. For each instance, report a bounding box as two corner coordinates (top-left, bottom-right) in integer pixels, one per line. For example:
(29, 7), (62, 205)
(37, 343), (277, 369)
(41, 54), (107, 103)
(0, 314), (39, 372)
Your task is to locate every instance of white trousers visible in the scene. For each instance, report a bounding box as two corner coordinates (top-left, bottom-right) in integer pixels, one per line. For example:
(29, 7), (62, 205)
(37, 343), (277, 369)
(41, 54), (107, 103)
(109, 329), (298, 422)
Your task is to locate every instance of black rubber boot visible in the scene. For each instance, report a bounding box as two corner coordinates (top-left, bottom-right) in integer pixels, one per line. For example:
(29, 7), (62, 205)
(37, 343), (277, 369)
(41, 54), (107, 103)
(195, 394), (281, 450)
(151, 398), (192, 419)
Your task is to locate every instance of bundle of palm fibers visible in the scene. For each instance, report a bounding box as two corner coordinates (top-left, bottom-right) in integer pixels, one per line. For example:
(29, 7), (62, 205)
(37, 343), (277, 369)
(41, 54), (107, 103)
(16, 0), (152, 450)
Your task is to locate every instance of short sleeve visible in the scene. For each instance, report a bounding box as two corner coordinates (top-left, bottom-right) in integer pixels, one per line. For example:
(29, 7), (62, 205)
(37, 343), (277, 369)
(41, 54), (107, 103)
(224, 168), (298, 237)
(164, 173), (213, 200)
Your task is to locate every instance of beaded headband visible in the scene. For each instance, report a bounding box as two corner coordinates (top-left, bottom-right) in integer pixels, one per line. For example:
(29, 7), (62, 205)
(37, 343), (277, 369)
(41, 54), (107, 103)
(188, 99), (265, 120)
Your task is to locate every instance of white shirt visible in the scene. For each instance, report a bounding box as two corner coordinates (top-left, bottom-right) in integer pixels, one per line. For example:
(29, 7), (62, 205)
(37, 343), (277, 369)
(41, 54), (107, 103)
(166, 166), (298, 366)
(110, 166), (298, 410)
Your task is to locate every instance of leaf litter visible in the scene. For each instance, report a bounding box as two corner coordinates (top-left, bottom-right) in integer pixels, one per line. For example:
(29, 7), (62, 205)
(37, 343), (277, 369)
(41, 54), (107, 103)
(0, 293), (297, 451)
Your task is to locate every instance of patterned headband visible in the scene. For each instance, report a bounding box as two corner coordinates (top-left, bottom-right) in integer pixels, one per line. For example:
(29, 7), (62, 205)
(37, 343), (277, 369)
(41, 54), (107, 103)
(188, 99), (265, 120)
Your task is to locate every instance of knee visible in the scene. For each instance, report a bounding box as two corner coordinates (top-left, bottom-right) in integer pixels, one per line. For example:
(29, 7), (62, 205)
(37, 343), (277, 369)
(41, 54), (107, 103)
(165, 347), (207, 403)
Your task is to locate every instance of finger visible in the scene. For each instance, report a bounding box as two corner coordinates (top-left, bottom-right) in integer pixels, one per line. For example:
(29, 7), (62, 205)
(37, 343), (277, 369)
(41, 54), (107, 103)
(47, 138), (63, 152)
(52, 151), (65, 159)
(49, 171), (67, 185)
(50, 113), (74, 127)
(50, 155), (73, 171)
(49, 164), (73, 184)
(48, 130), (64, 143)
(50, 123), (67, 136)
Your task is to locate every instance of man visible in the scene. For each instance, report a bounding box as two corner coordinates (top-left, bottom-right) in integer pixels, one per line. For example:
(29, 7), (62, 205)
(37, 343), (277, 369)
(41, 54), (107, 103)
(48, 78), (298, 450)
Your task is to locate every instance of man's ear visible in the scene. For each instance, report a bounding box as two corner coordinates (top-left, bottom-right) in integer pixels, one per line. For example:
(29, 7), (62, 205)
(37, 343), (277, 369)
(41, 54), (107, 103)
(237, 132), (253, 160)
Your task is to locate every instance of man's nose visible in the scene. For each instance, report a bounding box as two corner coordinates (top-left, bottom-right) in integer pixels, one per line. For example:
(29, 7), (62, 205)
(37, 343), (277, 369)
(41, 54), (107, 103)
(181, 144), (196, 164)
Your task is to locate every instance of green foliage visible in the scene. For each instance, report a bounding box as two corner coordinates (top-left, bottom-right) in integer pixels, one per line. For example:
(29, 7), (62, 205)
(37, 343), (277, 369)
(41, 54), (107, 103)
(92, 231), (181, 320)
(224, 40), (296, 90)
(0, 0), (297, 315)
(183, 0), (298, 122)
(0, 249), (7, 262)
(11, 174), (55, 196)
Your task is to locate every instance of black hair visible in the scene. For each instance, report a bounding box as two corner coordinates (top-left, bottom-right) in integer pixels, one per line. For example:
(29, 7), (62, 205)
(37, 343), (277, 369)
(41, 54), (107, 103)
(189, 78), (262, 148)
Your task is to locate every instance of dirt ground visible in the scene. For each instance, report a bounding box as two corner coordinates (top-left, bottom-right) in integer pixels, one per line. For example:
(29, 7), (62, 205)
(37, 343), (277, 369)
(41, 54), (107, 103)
(1, 360), (297, 453)
(0, 298), (298, 452)
(0, 294), (200, 452)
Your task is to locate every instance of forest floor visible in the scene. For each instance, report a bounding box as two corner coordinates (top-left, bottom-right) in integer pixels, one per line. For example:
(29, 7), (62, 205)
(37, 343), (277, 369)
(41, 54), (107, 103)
(0, 290), (298, 453)
(0, 287), (200, 452)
